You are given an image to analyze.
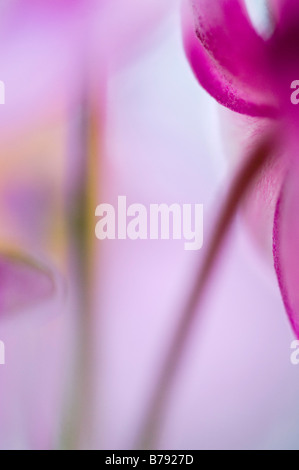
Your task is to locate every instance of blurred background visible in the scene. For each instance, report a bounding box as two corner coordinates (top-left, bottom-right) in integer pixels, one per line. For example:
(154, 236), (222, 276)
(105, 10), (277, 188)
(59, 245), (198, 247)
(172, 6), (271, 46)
(0, 0), (298, 450)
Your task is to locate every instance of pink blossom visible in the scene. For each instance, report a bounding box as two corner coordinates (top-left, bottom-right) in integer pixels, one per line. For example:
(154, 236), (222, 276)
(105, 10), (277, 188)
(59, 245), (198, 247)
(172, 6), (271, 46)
(182, 0), (299, 338)
(0, 0), (173, 449)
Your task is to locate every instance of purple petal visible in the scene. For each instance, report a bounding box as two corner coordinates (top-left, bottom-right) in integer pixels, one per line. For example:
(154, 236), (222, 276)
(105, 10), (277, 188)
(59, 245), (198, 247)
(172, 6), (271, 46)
(182, 0), (277, 117)
(273, 166), (299, 337)
(272, 0), (299, 30)
(266, 1), (299, 121)
(0, 252), (56, 319)
(191, 0), (266, 76)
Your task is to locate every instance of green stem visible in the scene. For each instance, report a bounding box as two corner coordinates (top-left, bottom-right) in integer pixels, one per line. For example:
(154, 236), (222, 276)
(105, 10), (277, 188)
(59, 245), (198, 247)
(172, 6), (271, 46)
(60, 91), (101, 450)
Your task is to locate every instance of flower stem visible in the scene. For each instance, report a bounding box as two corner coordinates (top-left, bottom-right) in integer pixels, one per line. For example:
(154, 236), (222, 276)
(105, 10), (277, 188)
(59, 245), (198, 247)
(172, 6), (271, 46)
(137, 133), (277, 449)
(60, 89), (101, 449)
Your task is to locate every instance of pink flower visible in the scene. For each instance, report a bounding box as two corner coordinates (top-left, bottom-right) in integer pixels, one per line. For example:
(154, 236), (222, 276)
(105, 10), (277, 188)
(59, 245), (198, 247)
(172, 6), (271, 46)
(182, 0), (299, 338)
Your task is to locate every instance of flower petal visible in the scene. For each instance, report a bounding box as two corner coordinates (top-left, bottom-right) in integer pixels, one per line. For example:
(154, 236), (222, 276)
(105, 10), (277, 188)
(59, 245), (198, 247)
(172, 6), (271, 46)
(0, 252), (56, 319)
(192, 0), (266, 77)
(265, 0), (299, 121)
(271, 0), (299, 30)
(273, 164), (299, 337)
(182, 0), (277, 116)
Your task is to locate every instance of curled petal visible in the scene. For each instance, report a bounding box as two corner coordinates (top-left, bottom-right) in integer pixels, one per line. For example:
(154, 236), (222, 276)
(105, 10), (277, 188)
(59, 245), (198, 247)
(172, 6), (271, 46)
(182, 0), (277, 116)
(266, 1), (299, 119)
(273, 165), (299, 337)
(191, 0), (265, 77)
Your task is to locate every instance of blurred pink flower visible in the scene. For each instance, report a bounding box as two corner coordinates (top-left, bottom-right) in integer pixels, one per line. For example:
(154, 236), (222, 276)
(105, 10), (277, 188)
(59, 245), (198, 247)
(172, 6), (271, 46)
(0, 0), (172, 138)
(182, 0), (299, 337)
(0, 0), (173, 450)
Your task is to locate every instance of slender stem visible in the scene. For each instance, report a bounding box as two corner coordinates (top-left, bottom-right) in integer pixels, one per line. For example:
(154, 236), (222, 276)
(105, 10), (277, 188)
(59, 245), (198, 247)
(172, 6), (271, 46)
(137, 133), (277, 449)
(73, 94), (100, 448)
(60, 90), (101, 449)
